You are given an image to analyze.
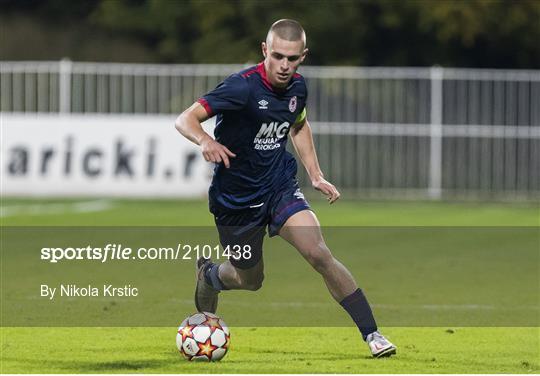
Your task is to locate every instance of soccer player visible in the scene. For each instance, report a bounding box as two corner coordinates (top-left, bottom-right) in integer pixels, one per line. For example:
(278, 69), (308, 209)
(175, 19), (396, 358)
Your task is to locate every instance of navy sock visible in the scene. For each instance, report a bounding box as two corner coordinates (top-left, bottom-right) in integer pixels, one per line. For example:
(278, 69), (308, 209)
(340, 288), (378, 341)
(203, 263), (229, 290)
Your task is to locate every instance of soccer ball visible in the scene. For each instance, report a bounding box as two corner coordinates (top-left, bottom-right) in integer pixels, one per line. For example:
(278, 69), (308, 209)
(176, 312), (230, 361)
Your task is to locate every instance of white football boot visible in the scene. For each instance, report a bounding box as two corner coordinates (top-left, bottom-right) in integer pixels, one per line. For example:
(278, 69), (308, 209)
(366, 331), (397, 358)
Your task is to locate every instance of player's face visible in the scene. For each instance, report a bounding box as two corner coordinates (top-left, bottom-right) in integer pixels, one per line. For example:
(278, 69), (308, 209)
(262, 35), (307, 88)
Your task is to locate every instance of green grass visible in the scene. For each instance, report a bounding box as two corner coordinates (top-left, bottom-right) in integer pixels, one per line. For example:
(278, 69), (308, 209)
(1, 327), (538, 373)
(1, 198), (538, 226)
(1, 198), (539, 373)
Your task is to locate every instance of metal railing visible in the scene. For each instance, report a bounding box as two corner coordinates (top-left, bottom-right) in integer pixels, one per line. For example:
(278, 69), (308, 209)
(1, 60), (539, 199)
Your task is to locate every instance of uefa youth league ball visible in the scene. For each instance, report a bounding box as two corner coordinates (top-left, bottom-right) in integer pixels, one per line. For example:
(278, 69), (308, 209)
(176, 312), (230, 361)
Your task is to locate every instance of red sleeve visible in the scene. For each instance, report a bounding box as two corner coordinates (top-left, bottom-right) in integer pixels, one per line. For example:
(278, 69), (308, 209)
(197, 98), (214, 117)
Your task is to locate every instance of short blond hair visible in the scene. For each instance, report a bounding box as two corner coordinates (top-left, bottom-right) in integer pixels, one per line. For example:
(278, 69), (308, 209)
(266, 19), (306, 48)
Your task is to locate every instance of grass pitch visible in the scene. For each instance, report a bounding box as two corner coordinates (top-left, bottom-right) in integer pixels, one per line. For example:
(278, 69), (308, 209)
(1, 198), (539, 373)
(2, 327), (538, 373)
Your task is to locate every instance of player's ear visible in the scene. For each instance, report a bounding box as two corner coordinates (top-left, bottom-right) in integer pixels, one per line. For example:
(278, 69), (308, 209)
(300, 48), (309, 63)
(261, 42), (267, 58)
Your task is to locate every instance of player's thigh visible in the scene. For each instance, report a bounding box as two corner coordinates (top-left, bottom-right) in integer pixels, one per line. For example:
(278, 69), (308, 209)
(217, 224), (265, 271)
(213, 204), (267, 271)
(279, 209), (329, 261)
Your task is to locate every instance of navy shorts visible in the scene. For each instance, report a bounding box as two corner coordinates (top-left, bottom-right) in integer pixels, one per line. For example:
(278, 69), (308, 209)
(210, 182), (310, 269)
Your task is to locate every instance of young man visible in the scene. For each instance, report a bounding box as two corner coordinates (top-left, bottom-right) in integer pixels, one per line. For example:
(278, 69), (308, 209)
(175, 19), (396, 358)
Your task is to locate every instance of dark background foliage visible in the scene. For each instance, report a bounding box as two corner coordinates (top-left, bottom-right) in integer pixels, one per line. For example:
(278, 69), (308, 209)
(1, 0), (539, 68)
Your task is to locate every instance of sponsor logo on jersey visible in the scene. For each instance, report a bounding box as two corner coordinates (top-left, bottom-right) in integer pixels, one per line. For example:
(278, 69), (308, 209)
(258, 99), (268, 109)
(289, 96), (297, 112)
(253, 121), (290, 150)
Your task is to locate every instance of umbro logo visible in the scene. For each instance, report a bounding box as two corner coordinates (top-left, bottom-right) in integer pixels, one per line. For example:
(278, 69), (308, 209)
(258, 99), (268, 109)
(293, 188), (305, 200)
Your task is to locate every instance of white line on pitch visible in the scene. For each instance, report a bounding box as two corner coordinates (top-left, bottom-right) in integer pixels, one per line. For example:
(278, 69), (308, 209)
(0, 199), (114, 217)
(171, 299), (539, 311)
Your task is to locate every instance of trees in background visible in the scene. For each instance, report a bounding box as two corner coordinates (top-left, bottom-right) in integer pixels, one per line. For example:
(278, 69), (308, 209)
(1, 0), (539, 68)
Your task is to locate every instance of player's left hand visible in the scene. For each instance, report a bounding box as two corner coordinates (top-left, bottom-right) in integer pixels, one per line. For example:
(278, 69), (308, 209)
(312, 178), (340, 204)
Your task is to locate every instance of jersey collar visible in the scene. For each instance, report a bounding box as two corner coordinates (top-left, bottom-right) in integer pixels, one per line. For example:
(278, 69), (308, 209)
(257, 62), (288, 93)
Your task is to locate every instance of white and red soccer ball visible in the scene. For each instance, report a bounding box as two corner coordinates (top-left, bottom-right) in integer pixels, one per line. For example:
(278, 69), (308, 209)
(176, 312), (230, 361)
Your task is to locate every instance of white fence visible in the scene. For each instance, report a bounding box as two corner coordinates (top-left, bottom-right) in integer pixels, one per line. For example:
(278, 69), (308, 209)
(1, 60), (539, 199)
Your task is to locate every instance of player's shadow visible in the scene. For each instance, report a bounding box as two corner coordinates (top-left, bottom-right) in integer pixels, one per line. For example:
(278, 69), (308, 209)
(76, 359), (169, 371)
(2, 357), (171, 372)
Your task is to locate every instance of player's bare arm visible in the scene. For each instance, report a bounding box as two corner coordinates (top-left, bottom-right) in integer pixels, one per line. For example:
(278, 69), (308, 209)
(175, 103), (236, 168)
(290, 118), (340, 204)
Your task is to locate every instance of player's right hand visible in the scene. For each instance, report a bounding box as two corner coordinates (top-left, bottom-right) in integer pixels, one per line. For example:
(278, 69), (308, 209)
(200, 136), (236, 168)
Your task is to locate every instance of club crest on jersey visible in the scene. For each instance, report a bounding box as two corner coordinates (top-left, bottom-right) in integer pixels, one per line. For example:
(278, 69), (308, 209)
(289, 96), (297, 112)
(258, 99), (268, 109)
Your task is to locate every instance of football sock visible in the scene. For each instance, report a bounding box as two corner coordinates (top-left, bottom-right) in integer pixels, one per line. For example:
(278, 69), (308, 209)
(340, 288), (378, 341)
(204, 263), (229, 290)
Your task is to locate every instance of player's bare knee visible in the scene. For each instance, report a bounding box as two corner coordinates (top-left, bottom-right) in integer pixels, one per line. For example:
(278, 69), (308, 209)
(237, 271), (264, 291)
(245, 281), (263, 291)
(241, 281), (262, 291)
(245, 273), (264, 291)
(307, 243), (334, 274)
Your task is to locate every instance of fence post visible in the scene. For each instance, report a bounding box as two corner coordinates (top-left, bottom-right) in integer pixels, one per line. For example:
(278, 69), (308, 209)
(59, 58), (72, 114)
(429, 66), (443, 199)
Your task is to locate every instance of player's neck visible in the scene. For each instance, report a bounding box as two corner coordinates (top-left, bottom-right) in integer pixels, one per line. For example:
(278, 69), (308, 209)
(259, 62), (288, 92)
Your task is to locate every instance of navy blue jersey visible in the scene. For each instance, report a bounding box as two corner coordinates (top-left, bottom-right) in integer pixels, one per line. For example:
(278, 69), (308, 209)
(198, 62), (308, 210)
